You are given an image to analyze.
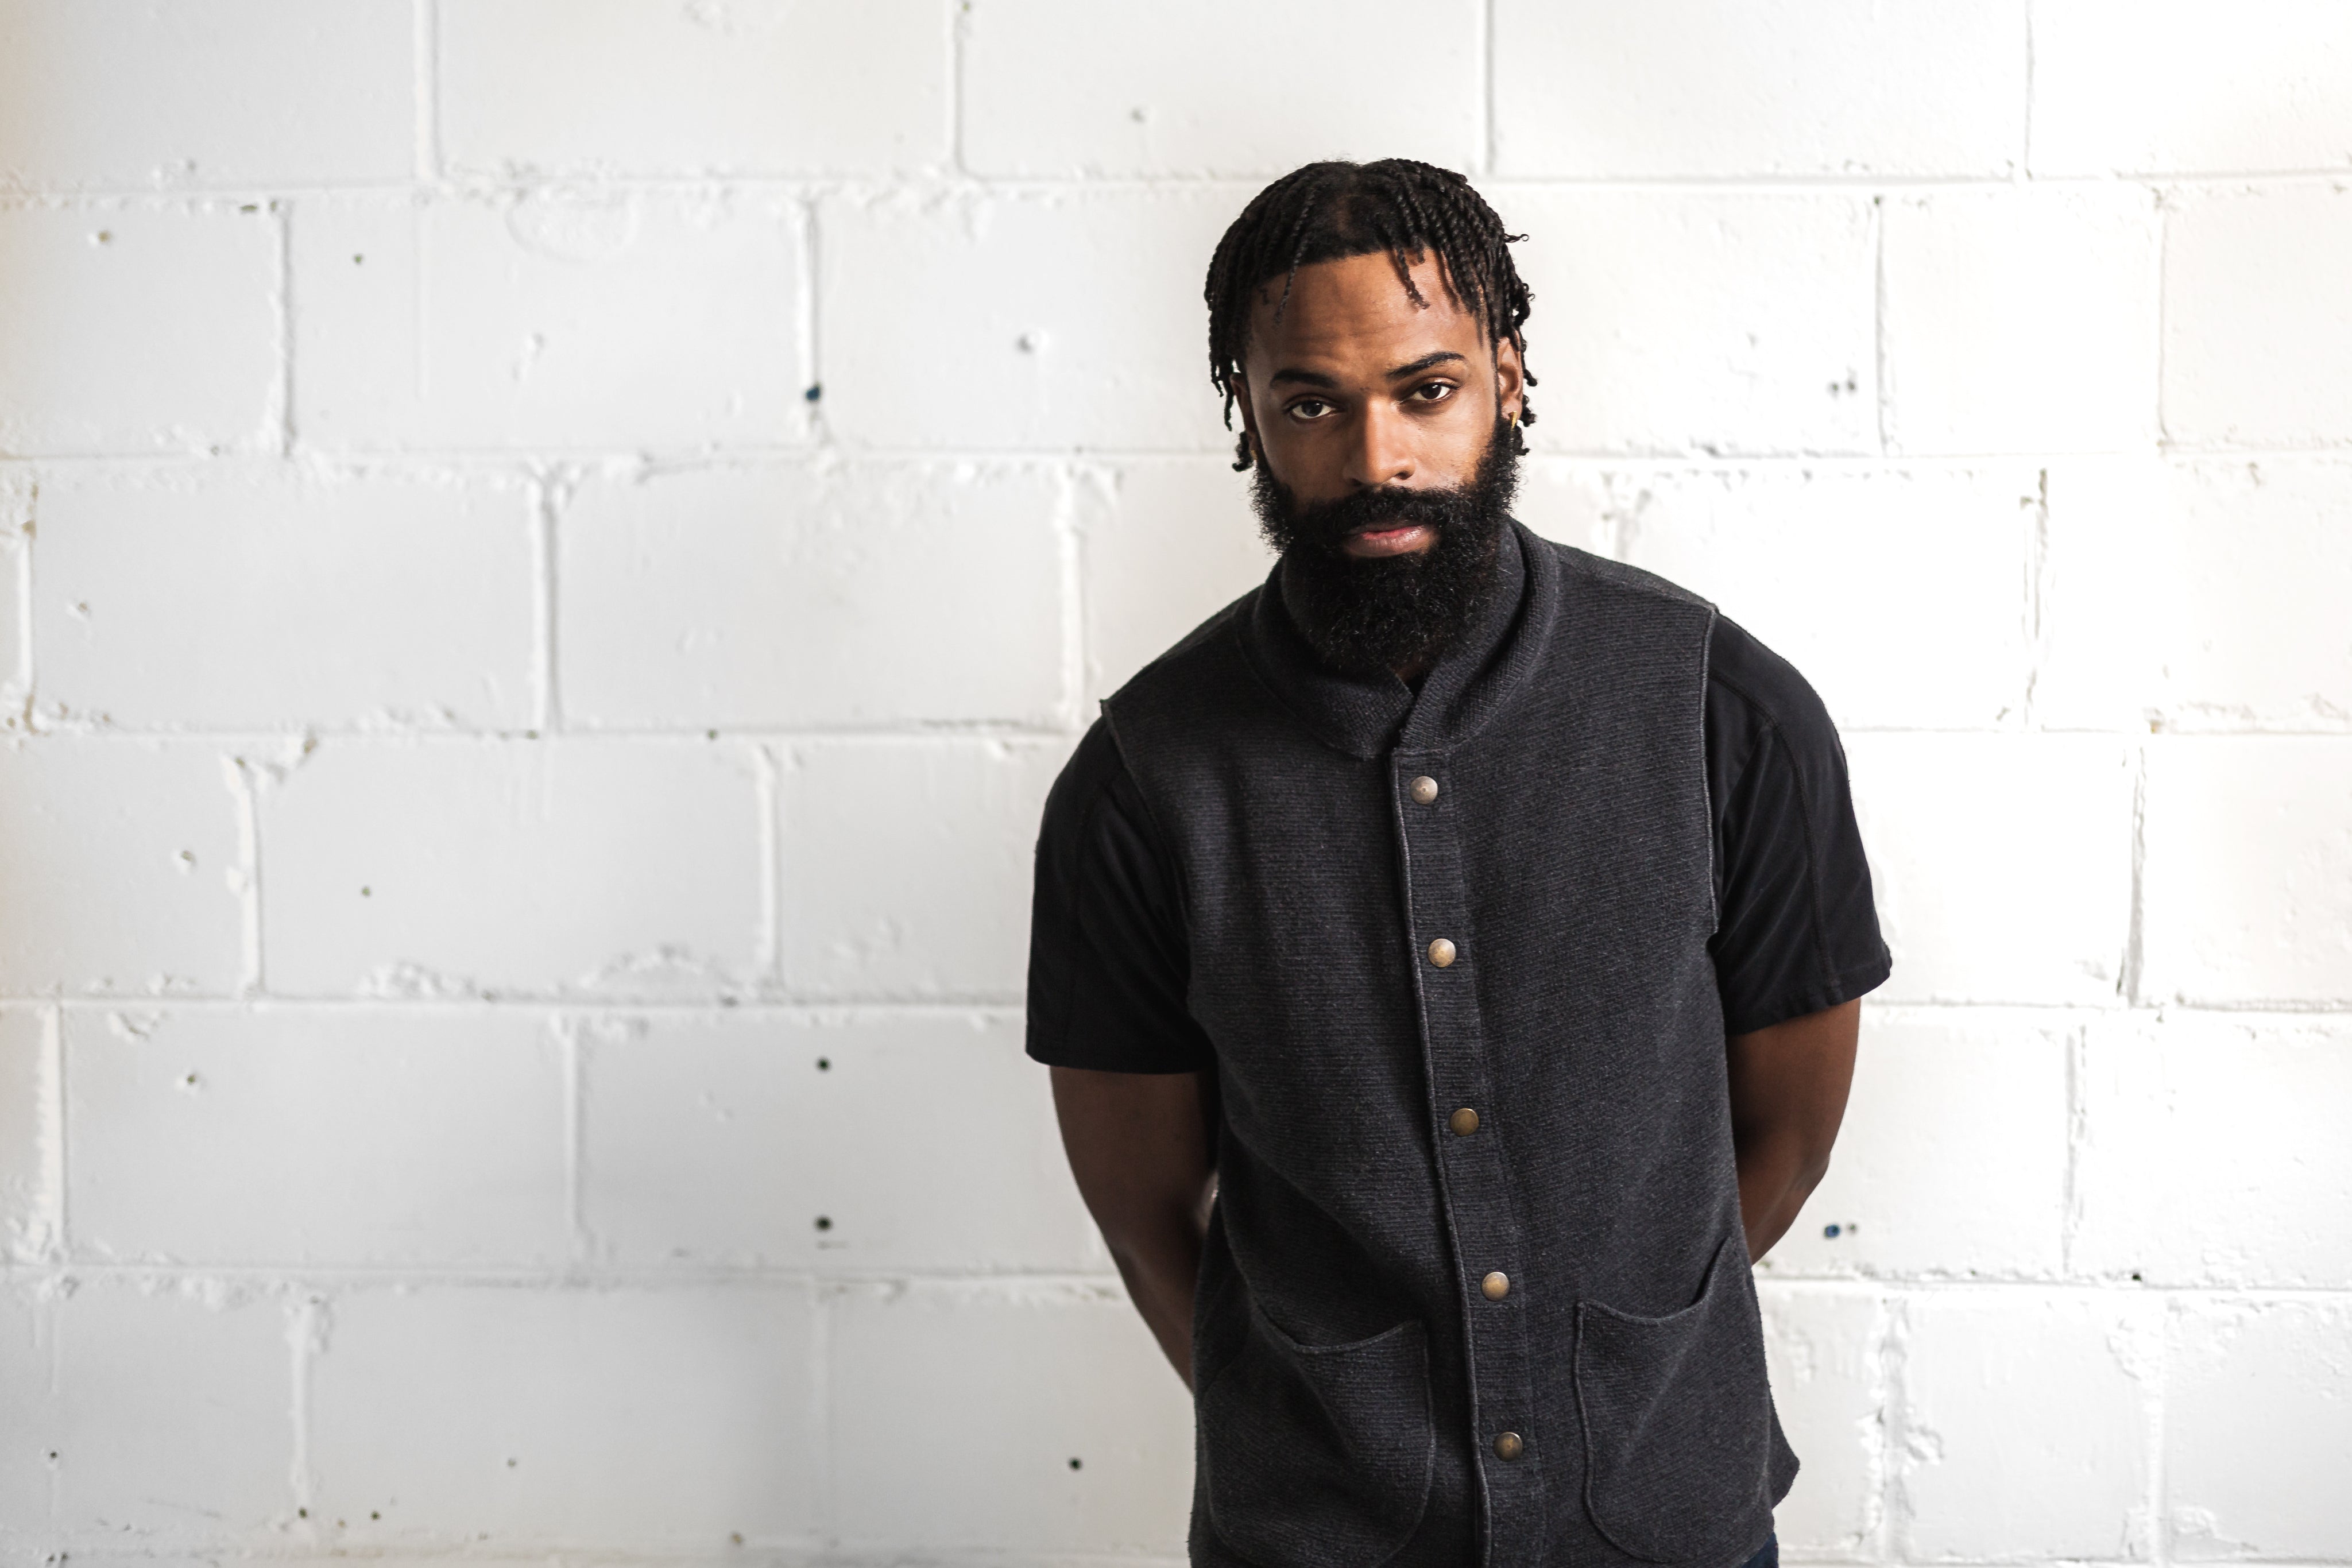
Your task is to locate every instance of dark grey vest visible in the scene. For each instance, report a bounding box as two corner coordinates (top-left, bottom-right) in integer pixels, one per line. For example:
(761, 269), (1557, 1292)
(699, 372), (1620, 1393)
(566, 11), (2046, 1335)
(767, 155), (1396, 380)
(1102, 524), (1796, 1568)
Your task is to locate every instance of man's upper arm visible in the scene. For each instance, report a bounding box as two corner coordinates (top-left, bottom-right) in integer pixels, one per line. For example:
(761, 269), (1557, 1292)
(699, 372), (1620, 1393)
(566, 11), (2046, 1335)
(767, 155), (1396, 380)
(1026, 717), (1214, 1075)
(1705, 616), (1893, 1035)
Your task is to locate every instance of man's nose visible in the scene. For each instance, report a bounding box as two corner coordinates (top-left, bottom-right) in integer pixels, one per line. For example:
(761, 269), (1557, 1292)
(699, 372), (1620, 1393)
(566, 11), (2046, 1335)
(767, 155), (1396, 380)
(1345, 402), (1415, 489)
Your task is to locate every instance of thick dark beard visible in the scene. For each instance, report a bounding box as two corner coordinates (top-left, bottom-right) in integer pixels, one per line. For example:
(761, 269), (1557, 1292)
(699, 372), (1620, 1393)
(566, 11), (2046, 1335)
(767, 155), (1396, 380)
(1253, 417), (1521, 680)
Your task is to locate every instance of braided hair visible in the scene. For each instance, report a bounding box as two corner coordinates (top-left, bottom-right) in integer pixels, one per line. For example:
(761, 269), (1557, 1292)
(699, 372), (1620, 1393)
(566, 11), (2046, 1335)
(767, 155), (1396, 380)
(1204, 158), (1537, 471)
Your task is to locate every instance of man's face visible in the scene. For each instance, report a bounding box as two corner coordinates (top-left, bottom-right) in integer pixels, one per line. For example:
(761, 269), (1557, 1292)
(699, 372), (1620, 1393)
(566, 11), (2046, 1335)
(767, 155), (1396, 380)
(1232, 250), (1524, 557)
(1231, 250), (1527, 679)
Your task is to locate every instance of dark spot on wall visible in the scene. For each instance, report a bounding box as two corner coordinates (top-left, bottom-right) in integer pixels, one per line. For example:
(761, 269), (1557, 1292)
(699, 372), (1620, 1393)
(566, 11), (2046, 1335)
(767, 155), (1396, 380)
(1823, 1224), (1840, 1238)
(804, 384), (822, 402)
(359, 886), (372, 897)
(1069, 1456), (1083, 1470)
(817, 1057), (831, 1071)
(814, 1215), (833, 1231)
(353, 254), (365, 265)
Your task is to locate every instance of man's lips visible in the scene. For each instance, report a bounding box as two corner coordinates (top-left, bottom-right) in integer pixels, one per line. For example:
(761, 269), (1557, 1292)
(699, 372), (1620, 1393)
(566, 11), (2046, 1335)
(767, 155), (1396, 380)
(1341, 521), (1437, 558)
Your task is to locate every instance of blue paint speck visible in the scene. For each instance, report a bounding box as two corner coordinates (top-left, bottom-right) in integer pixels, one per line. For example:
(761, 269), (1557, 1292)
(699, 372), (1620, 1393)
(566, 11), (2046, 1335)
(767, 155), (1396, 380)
(1823, 1223), (1842, 1239)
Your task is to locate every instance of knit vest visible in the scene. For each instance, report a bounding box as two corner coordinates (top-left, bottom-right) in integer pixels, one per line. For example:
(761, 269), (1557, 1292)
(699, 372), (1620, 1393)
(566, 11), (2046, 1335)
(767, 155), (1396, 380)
(1101, 522), (1797, 1568)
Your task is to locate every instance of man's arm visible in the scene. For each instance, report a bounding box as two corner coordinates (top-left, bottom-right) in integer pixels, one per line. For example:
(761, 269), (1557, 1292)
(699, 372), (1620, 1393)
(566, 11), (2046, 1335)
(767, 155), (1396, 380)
(1050, 1065), (1216, 1387)
(1727, 998), (1860, 1262)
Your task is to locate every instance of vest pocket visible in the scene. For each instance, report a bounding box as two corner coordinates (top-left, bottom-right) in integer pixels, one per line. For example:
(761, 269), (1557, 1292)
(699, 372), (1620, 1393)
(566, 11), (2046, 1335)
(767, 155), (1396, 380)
(1573, 1233), (1773, 1564)
(1198, 1302), (1434, 1567)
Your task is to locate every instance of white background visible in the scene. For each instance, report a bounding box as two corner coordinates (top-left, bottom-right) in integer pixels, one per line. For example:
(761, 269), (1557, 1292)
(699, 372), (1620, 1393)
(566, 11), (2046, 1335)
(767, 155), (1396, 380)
(2, 1), (2350, 1562)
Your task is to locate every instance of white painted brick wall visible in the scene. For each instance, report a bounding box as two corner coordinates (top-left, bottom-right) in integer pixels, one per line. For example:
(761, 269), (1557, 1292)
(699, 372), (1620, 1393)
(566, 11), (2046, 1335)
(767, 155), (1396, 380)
(2, 4), (2346, 1563)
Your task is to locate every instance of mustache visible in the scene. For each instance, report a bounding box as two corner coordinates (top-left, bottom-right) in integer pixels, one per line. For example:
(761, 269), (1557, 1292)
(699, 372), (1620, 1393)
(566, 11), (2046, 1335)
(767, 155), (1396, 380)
(1279, 481), (1486, 553)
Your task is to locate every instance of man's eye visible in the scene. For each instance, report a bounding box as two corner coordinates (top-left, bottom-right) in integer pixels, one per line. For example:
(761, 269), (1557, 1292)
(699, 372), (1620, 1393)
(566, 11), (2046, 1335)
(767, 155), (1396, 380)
(1410, 382), (1456, 402)
(1289, 399), (1333, 420)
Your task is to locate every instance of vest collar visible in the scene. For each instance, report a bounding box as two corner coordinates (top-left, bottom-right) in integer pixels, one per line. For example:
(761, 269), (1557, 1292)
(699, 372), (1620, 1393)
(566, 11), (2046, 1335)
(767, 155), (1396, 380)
(1239, 519), (1560, 760)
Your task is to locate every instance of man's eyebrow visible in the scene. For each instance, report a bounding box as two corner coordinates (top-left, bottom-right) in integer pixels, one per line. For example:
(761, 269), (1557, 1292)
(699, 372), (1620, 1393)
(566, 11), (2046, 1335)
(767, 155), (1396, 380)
(1386, 350), (1467, 380)
(1268, 366), (1339, 388)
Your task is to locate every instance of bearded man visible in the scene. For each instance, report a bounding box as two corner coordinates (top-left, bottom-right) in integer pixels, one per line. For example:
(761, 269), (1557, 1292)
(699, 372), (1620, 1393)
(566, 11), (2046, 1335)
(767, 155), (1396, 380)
(1026, 159), (1890, 1568)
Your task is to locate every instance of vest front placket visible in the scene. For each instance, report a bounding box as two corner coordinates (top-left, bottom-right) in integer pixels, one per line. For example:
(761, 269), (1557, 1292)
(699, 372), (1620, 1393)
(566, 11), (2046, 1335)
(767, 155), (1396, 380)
(1390, 747), (1546, 1563)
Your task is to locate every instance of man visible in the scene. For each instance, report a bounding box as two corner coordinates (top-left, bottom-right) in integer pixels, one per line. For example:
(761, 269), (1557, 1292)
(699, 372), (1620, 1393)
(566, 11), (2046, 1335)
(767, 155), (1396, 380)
(1027, 160), (1889, 1568)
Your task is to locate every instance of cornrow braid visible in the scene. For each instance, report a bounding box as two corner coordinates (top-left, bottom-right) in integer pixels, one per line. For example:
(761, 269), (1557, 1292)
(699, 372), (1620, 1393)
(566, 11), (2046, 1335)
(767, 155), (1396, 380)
(1204, 158), (1537, 471)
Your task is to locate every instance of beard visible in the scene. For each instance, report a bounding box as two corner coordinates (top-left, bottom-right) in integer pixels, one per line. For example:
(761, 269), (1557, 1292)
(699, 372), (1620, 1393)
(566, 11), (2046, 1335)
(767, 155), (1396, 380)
(1252, 416), (1521, 679)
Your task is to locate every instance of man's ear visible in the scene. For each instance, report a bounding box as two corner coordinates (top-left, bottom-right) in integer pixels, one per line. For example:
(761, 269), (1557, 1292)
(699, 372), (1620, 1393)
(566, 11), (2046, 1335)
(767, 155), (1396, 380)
(1230, 381), (1262, 469)
(1494, 338), (1526, 424)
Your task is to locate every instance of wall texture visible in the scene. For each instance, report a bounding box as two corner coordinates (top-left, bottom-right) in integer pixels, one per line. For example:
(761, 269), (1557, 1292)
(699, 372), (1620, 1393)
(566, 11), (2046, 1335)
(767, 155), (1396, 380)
(2, 1), (2349, 1562)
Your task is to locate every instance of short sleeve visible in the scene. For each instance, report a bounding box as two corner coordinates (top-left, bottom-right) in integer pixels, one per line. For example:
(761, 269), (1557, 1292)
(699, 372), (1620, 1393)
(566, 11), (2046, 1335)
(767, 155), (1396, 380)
(1705, 617), (1893, 1035)
(1026, 718), (1216, 1074)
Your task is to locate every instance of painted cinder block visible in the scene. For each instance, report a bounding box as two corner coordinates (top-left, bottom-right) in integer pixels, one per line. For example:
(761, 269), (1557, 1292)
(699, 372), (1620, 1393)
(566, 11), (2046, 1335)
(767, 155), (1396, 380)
(439, 0), (949, 179)
(1881, 187), (2161, 456)
(0, 480), (24, 711)
(1762, 1010), (2069, 1283)
(828, 1281), (1194, 1552)
(0, 202), (276, 458)
(576, 1007), (1097, 1272)
(6, 1276), (296, 1538)
(0, 1006), (57, 1260)
(34, 465), (535, 731)
(2038, 458), (2352, 732)
(1494, 0), (2026, 177)
(2076, 1012), (2352, 1288)
(306, 1284), (817, 1547)
(258, 739), (764, 998)
(1845, 734), (2135, 1005)
(0, 0), (412, 189)
(779, 737), (1070, 1001)
(962, 0), (1480, 177)
(64, 1005), (567, 1267)
(2141, 737), (2352, 1006)
(2030, 0), (2352, 176)
(1076, 459), (1272, 702)
(1898, 1290), (2159, 1560)
(2165, 1296), (2352, 1559)
(291, 192), (806, 452)
(1505, 191), (1878, 456)
(1755, 1284), (1885, 1557)
(0, 740), (244, 996)
(1603, 464), (2038, 730)
(818, 186), (1239, 452)
(2163, 184), (2352, 450)
(559, 460), (1067, 730)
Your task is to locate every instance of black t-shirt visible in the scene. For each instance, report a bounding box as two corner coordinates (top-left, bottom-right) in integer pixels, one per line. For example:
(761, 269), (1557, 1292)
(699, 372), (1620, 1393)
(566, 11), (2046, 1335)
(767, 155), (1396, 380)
(1028, 614), (1890, 1074)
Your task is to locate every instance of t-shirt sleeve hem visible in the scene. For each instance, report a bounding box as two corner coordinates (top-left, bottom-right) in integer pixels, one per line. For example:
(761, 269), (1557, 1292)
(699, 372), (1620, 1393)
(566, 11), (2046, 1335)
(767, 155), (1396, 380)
(1024, 1035), (1213, 1075)
(1722, 946), (1893, 1037)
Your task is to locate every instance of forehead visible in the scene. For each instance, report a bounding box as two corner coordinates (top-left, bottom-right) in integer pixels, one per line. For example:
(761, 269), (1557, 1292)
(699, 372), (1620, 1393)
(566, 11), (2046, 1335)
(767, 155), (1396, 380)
(1244, 250), (1486, 374)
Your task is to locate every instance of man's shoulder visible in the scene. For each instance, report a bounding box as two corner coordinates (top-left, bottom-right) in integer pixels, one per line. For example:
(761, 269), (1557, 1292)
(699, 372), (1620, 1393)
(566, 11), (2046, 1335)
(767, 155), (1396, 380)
(1103, 584), (1262, 711)
(1537, 534), (1719, 619)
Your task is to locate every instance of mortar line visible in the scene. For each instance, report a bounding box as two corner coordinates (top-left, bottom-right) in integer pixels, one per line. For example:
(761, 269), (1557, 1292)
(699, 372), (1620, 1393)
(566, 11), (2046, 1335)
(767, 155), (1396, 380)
(2021, 0), (2038, 179)
(412, 0), (440, 184)
(43, 1002), (65, 1263)
(11, 473), (32, 729)
(2020, 465), (2049, 729)
(12, 168), (2352, 203)
(269, 200), (295, 456)
(1481, 0), (1498, 176)
(2060, 1019), (2087, 1276)
(2149, 1294), (2172, 1567)
(560, 1016), (587, 1263)
(1871, 192), (1891, 457)
(528, 470), (562, 733)
(800, 195), (826, 446)
(2122, 741), (2150, 1005)
(2153, 189), (2173, 449)
(1879, 1290), (1911, 1561)
(229, 756), (266, 998)
(947, 0), (969, 178)
(754, 742), (783, 984)
(287, 1291), (321, 1531)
